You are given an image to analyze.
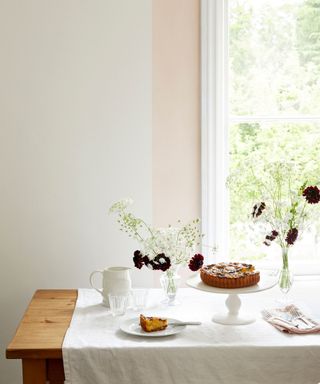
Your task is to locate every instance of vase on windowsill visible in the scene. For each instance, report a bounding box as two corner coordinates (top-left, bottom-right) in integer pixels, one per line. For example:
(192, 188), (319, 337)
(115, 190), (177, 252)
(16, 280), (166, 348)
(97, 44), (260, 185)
(278, 247), (294, 305)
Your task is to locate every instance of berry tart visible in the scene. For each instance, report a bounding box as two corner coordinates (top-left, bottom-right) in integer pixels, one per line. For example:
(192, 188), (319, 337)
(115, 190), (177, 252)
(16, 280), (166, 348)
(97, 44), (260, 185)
(200, 262), (260, 289)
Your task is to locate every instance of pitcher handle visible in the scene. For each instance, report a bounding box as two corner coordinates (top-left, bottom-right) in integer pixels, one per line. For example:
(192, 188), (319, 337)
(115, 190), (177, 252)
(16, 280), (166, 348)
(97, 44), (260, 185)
(89, 270), (103, 296)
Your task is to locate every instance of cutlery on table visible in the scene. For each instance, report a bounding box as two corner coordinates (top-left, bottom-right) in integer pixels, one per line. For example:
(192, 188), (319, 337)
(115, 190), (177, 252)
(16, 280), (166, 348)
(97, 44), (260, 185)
(261, 310), (300, 328)
(288, 306), (316, 329)
(170, 321), (202, 326)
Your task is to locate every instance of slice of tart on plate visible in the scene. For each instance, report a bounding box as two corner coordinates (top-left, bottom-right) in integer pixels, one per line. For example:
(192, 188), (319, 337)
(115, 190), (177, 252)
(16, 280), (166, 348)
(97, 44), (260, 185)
(139, 314), (168, 332)
(120, 316), (186, 337)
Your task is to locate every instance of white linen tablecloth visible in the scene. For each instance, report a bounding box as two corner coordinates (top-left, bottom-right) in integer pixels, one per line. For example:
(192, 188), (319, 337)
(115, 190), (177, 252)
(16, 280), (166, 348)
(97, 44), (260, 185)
(63, 280), (320, 384)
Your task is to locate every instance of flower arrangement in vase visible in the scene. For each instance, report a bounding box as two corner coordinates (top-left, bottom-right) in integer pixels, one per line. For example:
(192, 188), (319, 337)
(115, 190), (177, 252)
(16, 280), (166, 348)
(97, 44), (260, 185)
(109, 199), (204, 305)
(232, 162), (320, 298)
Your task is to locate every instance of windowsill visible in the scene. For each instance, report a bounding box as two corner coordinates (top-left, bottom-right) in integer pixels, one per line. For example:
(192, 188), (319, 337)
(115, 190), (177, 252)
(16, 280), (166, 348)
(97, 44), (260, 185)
(294, 274), (320, 281)
(256, 260), (320, 276)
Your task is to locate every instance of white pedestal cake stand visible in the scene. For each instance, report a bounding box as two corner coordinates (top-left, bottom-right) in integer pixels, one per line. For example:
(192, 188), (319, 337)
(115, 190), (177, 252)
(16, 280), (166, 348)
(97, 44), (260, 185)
(187, 271), (277, 325)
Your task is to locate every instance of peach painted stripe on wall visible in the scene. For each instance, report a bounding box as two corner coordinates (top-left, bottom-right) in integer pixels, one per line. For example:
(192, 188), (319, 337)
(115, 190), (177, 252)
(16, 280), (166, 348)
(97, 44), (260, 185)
(152, 0), (201, 228)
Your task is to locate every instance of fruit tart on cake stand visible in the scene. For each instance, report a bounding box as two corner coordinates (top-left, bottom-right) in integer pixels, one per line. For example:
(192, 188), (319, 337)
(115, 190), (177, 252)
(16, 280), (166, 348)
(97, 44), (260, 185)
(187, 262), (277, 325)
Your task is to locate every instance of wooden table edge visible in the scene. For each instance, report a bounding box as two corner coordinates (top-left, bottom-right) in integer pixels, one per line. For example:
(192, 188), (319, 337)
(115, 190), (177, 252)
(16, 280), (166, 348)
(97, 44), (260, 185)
(6, 289), (78, 360)
(6, 348), (63, 360)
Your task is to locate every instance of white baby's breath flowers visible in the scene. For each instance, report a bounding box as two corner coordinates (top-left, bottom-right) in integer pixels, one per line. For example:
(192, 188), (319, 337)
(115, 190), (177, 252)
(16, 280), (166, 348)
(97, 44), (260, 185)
(142, 227), (193, 266)
(109, 199), (202, 268)
(109, 198), (133, 214)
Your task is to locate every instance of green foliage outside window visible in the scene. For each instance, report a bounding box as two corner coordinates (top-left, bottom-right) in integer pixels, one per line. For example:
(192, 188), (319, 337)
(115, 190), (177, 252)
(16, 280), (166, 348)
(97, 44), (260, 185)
(228, 0), (320, 260)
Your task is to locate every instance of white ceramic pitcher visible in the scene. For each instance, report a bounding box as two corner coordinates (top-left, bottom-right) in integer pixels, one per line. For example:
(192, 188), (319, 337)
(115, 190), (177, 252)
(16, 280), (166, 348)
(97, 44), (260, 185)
(89, 266), (132, 307)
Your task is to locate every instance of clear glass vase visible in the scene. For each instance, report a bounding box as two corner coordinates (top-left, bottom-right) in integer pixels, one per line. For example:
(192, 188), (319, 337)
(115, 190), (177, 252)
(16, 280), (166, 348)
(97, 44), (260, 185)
(278, 247), (294, 306)
(160, 265), (181, 306)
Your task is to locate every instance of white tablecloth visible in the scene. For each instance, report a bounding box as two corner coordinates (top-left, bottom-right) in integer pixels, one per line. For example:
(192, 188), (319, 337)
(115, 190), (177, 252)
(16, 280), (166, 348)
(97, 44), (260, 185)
(63, 279), (320, 384)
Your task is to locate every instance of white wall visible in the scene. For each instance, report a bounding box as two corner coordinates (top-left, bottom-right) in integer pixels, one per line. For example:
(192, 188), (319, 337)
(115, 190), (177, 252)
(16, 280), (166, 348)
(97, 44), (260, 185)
(0, 1), (152, 382)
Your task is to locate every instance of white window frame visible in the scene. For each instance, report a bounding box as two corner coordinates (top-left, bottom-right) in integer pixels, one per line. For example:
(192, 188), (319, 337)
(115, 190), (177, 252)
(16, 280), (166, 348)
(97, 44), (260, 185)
(201, 0), (320, 274)
(201, 0), (229, 262)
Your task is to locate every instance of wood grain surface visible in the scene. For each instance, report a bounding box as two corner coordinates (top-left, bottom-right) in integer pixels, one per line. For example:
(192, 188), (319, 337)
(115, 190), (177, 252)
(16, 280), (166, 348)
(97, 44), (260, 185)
(6, 289), (77, 359)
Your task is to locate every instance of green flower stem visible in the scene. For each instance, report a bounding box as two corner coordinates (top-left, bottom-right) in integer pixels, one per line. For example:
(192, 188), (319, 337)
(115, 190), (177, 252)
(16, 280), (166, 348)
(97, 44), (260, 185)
(282, 247), (289, 269)
(166, 269), (177, 294)
(279, 247), (290, 290)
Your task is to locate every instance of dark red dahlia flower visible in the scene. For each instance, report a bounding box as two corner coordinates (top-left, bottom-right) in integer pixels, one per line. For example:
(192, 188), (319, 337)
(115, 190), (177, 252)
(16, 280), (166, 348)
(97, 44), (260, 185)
(263, 230), (279, 246)
(152, 253), (171, 272)
(141, 255), (157, 270)
(188, 254), (204, 271)
(133, 250), (144, 269)
(285, 228), (298, 245)
(252, 202), (266, 218)
(142, 255), (150, 265)
(303, 186), (320, 204)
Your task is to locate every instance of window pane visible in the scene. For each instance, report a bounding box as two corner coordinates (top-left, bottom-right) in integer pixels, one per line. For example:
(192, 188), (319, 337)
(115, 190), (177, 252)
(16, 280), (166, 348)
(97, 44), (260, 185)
(229, 0), (320, 116)
(229, 122), (320, 263)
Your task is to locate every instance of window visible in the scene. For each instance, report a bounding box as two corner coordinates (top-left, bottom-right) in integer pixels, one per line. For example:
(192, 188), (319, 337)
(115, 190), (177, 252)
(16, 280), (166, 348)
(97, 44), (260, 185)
(201, 0), (320, 273)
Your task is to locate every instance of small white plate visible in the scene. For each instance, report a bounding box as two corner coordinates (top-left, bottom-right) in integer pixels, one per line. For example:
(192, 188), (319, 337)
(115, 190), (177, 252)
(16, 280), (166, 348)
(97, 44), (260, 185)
(120, 317), (186, 337)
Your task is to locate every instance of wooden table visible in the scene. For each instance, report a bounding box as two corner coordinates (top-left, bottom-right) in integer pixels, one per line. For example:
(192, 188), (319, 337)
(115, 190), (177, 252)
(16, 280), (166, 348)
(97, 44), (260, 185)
(6, 290), (77, 384)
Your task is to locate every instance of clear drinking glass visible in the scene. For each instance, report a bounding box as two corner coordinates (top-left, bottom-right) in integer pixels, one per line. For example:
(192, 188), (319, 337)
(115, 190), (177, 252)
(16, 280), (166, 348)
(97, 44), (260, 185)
(131, 289), (148, 311)
(108, 293), (129, 316)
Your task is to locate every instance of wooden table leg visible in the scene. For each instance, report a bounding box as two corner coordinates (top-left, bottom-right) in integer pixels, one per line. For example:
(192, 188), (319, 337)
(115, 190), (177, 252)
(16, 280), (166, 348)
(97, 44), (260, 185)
(22, 359), (46, 384)
(47, 359), (65, 384)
